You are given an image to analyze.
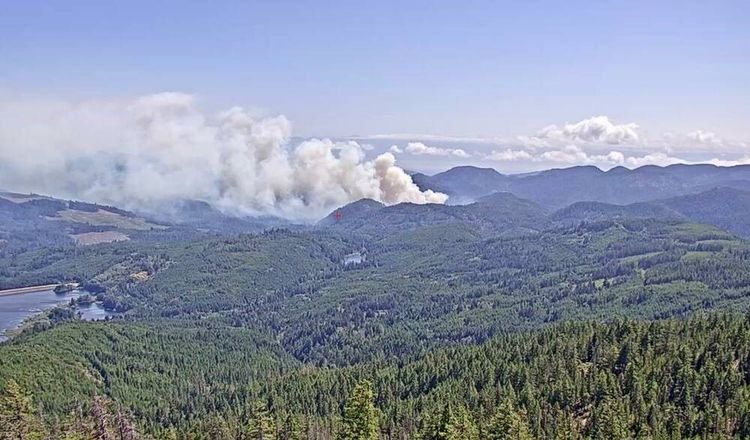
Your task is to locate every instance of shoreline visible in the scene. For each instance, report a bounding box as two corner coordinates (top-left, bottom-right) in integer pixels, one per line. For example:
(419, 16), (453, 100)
(0, 284), (64, 297)
(0, 286), (92, 342)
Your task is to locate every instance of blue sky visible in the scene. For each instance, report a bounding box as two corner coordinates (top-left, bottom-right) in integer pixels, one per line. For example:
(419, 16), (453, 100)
(1, 0), (749, 176)
(2, 0), (748, 137)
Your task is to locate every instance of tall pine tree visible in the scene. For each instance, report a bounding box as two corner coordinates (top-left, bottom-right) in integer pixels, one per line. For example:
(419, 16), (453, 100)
(487, 400), (532, 440)
(0, 379), (43, 440)
(246, 401), (276, 440)
(339, 380), (378, 440)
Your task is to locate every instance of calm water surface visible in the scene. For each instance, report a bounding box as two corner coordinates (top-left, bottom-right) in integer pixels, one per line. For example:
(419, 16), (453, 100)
(0, 289), (114, 342)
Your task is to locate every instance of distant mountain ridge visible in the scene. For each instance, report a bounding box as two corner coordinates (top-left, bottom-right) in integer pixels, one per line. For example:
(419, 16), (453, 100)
(6, 163), (750, 246)
(414, 163), (750, 209)
(323, 185), (750, 239)
(550, 186), (750, 237)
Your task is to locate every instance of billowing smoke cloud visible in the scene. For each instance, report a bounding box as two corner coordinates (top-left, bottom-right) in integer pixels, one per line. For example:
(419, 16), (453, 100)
(0, 93), (446, 220)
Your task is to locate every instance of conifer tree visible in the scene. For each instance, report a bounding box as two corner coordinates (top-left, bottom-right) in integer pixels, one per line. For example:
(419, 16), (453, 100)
(206, 415), (232, 440)
(418, 404), (478, 440)
(246, 401), (276, 440)
(339, 380), (378, 440)
(0, 379), (43, 440)
(591, 396), (629, 440)
(487, 400), (532, 440)
(57, 403), (90, 440)
(279, 413), (305, 440)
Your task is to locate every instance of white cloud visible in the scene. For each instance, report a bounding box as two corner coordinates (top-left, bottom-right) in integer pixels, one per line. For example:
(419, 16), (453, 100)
(357, 118), (749, 173)
(532, 116), (640, 145)
(599, 151), (626, 164)
(389, 145), (403, 154)
(405, 142), (472, 157)
(486, 149), (533, 161)
(358, 120), (748, 162)
(0, 93), (446, 220)
(486, 144), (684, 169)
(658, 130), (749, 154)
(539, 147), (683, 168)
(540, 145), (590, 163)
(687, 130), (723, 146)
(624, 153), (683, 167)
(492, 116), (750, 169)
(704, 156), (750, 167)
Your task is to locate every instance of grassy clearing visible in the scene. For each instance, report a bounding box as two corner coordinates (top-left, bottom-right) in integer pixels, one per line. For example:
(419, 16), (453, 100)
(56, 209), (166, 230)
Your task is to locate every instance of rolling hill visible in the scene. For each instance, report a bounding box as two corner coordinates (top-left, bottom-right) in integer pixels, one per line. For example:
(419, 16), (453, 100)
(0, 192), (165, 252)
(552, 187), (750, 238)
(321, 191), (548, 235)
(5, 168), (750, 438)
(414, 163), (750, 209)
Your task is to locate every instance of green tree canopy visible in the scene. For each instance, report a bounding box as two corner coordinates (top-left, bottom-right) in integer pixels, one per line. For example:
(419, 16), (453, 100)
(339, 380), (378, 440)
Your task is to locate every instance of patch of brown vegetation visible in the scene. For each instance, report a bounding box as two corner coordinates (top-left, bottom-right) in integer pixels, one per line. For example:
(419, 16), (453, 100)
(71, 231), (130, 246)
(129, 271), (150, 282)
(0, 192), (51, 203)
(54, 209), (166, 231)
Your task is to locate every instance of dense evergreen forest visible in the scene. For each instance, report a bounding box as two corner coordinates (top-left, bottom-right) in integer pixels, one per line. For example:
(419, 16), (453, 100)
(3, 315), (750, 439)
(3, 185), (750, 438)
(6, 219), (750, 365)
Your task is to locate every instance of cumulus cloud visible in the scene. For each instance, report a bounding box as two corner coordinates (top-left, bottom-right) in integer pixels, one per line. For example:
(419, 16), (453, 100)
(657, 130), (748, 155)
(705, 156), (750, 167)
(530, 116), (640, 145)
(687, 130), (723, 146)
(0, 93), (446, 220)
(405, 142), (471, 157)
(536, 146), (684, 168)
(623, 152), (683, 167)
(539, 145), (590, 163)
(480, 144), (690, 169)
(486, 148), (533, 161)
(481, 115), (750, 169)
(358, 117), (748, 172)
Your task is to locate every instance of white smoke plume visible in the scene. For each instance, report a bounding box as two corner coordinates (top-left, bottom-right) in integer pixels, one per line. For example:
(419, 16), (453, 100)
(0, 93), (446, 220)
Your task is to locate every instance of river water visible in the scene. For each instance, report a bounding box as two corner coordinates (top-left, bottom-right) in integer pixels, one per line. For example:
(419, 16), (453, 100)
(0, 289), (114, 342)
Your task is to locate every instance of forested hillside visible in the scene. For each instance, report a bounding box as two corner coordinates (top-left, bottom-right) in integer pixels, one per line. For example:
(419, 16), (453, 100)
(3, 166), (750, 438)
(3, 314), (750, 439)
(553, 187), (750, 239)
(5, 217), (750, 366)
(322, 192), (549, 236)
(2, 0), (748, 436)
